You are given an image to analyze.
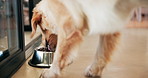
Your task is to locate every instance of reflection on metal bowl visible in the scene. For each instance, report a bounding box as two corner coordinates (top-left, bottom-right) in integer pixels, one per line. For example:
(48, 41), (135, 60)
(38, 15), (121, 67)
(28, 49), (54, 68)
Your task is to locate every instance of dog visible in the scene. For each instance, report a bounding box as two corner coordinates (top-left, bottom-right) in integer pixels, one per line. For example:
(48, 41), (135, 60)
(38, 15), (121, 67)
(30, 0), (148, 78)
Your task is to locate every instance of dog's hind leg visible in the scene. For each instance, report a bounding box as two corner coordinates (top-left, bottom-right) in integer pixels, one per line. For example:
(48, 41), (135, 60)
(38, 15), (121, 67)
(85, 32), (120, 77)
(40, 29), (83, 78)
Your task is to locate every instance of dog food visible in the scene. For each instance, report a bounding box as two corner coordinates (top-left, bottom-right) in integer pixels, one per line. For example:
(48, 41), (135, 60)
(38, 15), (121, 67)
(37, 40), (56, 52)
(37, 46), (53, 52)
(37, 47), (48, 51)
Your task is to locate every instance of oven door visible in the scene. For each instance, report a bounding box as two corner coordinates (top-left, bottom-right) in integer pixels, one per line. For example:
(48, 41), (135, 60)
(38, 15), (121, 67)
(0, 0), (25, 78)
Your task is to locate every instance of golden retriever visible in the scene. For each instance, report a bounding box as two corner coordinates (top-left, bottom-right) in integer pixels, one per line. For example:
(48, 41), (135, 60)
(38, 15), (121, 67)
(30, 0), (148, 78)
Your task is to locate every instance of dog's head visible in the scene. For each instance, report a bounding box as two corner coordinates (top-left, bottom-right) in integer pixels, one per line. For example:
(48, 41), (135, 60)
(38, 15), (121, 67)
(30, 6), (57, 49)
(30, 0), (89, 50)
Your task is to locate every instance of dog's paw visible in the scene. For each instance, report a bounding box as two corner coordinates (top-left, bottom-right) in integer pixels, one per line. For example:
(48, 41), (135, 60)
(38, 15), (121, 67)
(84, 65), (99, 77)
(40, 69), (58, 78)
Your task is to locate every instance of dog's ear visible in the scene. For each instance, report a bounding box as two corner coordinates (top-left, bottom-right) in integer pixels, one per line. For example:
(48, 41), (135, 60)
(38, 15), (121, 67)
(30, 9), (42, 38)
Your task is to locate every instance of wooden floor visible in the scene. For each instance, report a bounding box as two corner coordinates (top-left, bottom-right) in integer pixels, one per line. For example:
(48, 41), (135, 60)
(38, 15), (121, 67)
(12, 27), (148, 78)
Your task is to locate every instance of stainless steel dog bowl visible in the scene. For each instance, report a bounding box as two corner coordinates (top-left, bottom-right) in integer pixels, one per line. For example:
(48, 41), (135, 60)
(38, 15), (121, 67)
(28, 49), (54, 68)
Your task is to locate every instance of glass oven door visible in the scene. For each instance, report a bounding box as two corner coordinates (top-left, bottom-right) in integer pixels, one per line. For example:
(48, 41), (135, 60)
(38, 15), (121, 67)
(0, 0), (25, 78)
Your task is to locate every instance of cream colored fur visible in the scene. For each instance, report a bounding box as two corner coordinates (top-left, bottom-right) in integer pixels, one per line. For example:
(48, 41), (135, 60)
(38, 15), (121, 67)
(31, 0), (148, 78)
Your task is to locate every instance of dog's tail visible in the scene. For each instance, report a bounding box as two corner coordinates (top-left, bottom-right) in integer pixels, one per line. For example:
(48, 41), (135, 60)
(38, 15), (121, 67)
(134, 0), (148, 7)
(139, 0), (148, 7)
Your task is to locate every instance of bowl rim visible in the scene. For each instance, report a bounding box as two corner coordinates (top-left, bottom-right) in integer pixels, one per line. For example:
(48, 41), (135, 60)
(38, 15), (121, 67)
(34, 49), (55, 53)
(28, 59), (51, 68)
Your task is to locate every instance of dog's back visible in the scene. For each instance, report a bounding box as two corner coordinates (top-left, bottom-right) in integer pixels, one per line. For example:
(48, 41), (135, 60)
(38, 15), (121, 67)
(60, 0), (148, 35)
(32, 0), (148, 36)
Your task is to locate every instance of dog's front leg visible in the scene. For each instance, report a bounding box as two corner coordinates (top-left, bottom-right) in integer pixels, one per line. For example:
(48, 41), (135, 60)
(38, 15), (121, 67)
(85, 32), (120, 77)
(40, 30), (83, 78)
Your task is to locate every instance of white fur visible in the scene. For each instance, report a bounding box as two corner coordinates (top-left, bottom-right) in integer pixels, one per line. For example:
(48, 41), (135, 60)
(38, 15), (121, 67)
(35, 0), (148, 35)
(60, 0), (132, 35)
(35, 0), (133, 36)
(35, 0), (58, 34)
